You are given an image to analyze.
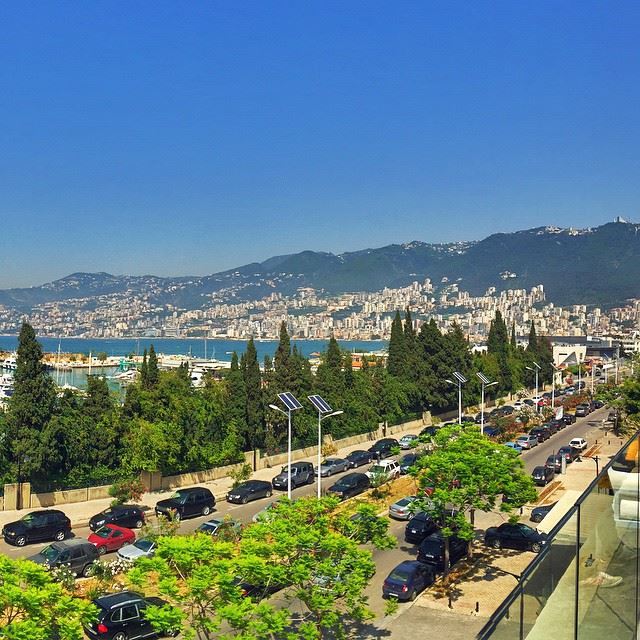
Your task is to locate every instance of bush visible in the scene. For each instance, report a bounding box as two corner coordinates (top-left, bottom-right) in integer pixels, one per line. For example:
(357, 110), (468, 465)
(229, 463), (252, 488)
(321, 441), (338, 457)
(109, 477), (145, 505)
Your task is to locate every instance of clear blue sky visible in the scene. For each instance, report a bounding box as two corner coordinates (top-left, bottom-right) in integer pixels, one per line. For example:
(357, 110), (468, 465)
(1, 1), (639, 288)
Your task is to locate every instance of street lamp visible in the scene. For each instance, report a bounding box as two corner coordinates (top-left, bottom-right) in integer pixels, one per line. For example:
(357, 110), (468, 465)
(476, 372), (497, 436)
(525, 361), (541, 412)
(308, 394), (343, 499)
(551, 363), (561, 413)
(445, 371), (467, 425)
(269, 391), (303, 500)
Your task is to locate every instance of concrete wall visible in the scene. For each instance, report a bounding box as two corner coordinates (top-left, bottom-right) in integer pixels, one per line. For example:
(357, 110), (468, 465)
(160, 461), (248, 491)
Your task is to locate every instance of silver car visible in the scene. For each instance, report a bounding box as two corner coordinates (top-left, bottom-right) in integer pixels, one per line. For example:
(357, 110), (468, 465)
(314, 458), (350, 477)
(398, 434), (419, 450)
(388, 496), (418, 520)
(117, 538), (156, 561)
(516, 434), (538, 450)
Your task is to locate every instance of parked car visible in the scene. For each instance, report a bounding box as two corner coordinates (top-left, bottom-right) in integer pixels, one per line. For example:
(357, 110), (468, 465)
(569, 437), (588, 451)
(484, 523), (547, 553)
(389, 496), (419, 520)
(197, 518), (243, 537)
(546, 419), (564, 433)
(545, 454), (563, 473)
(365, 459), (400, 482)
(530, 501), (558, 524)
(88, 524), (136, 555)
(382, 560), (436, 601)
(315, 458), (350, 477)
(558, 445), (580, 463)
(404, 512), (438, 544)
(504, 442), (523, 455)
(575, 404), (590, 417)
(516, 434), (538, 450)
(531, 465), (555, 486)
(417, 532), (468, 572)
(89, 505), (145, 532)
(368, 438), (399, 459)
(227, 480), (273, 504)
(399, 452), (419, 474)
(326, 473), (371, 500)
(345, 449), (373, 468)
(592, 399), (605, 409)
(529, 427), (551, 443)
(2, 509), (71, 547)
(28, 539), (99, 578)
(84, 590), (176, 640)
(397, 434), (417, 450)
(562, 413), (576, 425)
(117, 538), (156, 561)
(483, 425), (502, 438)
(155, 487), (215, 520)
(271, 462), (315, 489)
(419, 426), (439, 438)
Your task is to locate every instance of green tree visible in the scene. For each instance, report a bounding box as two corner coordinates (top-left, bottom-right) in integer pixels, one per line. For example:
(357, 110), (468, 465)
(243, 338), (265, 450)
(139, 349), (149, 389)
(147, 344), (159, 388)
(387, 311), (407, 378)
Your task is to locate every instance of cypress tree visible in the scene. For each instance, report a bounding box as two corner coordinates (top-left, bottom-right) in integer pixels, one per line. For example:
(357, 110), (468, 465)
(387, 311), (407, 378)
(526, 321), (538, 354)
(226, 352), (246, 429)
(511, 322), (517, 350)
(404, 308), (416, 346)
(147, 344), (159, 387)
(139, 349), (149, 388)
(243, 338), (265, 449)
(326, 335), (342, 371)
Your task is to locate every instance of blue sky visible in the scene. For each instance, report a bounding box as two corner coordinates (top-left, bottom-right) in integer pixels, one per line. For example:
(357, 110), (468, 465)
(1, 1), (639, 288)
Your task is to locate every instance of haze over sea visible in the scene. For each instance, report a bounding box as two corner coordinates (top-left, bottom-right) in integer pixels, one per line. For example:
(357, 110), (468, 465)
(0, 336), (387, 361)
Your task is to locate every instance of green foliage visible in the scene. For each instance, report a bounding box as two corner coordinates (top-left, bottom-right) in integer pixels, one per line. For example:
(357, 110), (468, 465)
(108, 476), (146, 505)
(229, 463), (253, 488)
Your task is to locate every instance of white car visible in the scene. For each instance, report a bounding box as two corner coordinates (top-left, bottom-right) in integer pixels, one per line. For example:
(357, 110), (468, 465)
(398, 434), (419, 449)
(117, 538), (156, 561)
(569, 437), (588, 451)
(365, 459), (400, 482)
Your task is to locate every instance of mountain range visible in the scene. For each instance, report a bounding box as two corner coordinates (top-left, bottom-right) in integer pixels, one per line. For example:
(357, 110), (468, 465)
(2, 220), (639, 312)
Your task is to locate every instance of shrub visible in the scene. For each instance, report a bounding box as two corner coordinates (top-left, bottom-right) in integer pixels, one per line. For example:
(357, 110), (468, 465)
(109, 477), (145, 505)
(229, 463), (252, 488)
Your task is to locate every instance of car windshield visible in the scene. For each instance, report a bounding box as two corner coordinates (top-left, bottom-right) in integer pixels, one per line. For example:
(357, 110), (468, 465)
(170, 492), (187, 504)
(368, 465), (385, 474)
(388, 569), (411, 581)
(39, 545), (59, 562)
(396, 497), (415, 507)
(20, 513), (35, 523)
(135, 539), (153, 552)
(99, 509), (113, 517)
(322, 460), (336, 466)
(93, 527), (111, 538)
(199, 521), (221, 533)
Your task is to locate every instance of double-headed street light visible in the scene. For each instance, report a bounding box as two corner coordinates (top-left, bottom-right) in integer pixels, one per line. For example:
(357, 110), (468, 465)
(269, 392), (303, 500)
(525, 361), (541, 412)
(551, 363), (561, 413)
(308, 395), (343, 498)
(446, 371), (467, 425)
(476, 372), (497, 436)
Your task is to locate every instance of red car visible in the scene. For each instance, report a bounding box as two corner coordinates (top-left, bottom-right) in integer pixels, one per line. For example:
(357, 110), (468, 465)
(88, 523), (136, 555)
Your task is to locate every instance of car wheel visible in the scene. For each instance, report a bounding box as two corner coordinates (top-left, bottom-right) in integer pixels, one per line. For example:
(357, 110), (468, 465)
(134, 519), (144, 529)
(112, 633), (127, 640)
(15, 535), (26, 547)
(82, 563), (95, 578)
(173, 510), (181, 522)
(307, 474), (314, 485)
(241, 495), (249, 505)
(491, 539), (502, 550)
(531, 542), (542, 553)
(54, 530), (66, 542)
(266, 489), (272, 498)
(202, 505), (211, 516)
(97, 545), (107, 555)
(409, 589), (417, 601)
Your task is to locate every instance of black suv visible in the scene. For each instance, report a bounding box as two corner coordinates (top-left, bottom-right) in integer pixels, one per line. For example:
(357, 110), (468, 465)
(28, 539), (99, 578)
(271, 462), (315, 490)
(85, 590), (175, 639)
(89, 505), (146, 532)
(417, 532), (468, 572)
(2, 509), (71, 547)
(155, 487), (215, 521)
(405, 512), (438, 544)
(368, 438), (399, 459)
(326, 473), (370, 500)
(529, 426), (551, 443)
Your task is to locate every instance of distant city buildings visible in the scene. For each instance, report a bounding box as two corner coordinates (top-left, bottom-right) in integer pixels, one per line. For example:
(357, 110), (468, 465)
(1, 278), (639, 352)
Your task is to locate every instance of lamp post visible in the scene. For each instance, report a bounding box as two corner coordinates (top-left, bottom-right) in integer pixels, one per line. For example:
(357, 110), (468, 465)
(269, 391), (303, 500)
(551, 363), (561, 413)
(308, 394), (343, 499)
(446, 371), (468, 425)
(526, 361), (541, 412)
(476, 372), (497, 436)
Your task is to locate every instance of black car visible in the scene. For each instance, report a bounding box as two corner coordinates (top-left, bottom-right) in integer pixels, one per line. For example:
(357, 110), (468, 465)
(368, 438), (399, 459)
(531, 465), (555, 486)
(326, 473), (371, 500)
(558, 445), (580, 463)
(155, 487), (215, 521)
(417, 532), (468, 572)
(2, 509), (71, 547)
(271, 462), (315, 490)
(227, 480), (273, 504)
(545, 454), (563, 473)
(562, 414), (577, 425)
(345, 450), (373, 468)
(592, 399), (605, 409)
(89, 505), (146, 532)
(546, 419), (564, 433)
(485, 523), (547, 553)
(399, 453), (419, 475)
(85, 590), (175, 639)
(530, 501), (558, 524)
(419, 426), (439, 438)
(382, 560), (436, 601)
(529, 427), (551, 443)
(28, 539), (99, 578)
(404, 512), (438, 544)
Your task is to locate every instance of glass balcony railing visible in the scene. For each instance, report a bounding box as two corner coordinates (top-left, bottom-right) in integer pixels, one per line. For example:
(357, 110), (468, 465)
(478, 430), (640, 640)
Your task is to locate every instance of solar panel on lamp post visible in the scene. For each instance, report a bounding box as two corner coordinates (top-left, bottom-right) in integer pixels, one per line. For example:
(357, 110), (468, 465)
(526, 361), (541, 412)
(476, 372), (497, 436)
(269, 392), (303, 499)
(308, 395), (343, 498)
(446, 371), (467, 425)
